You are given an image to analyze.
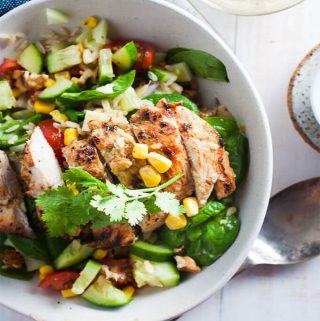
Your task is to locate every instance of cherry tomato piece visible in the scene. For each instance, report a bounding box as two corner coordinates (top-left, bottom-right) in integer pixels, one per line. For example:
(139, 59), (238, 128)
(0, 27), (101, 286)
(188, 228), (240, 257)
(38, 119), (64, 163)
(38, 271), (79, 290)
(0, 59), (22, 74)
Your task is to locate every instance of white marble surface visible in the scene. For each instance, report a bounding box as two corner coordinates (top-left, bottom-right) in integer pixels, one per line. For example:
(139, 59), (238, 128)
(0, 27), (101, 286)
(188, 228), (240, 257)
(2, 0), (320, 320)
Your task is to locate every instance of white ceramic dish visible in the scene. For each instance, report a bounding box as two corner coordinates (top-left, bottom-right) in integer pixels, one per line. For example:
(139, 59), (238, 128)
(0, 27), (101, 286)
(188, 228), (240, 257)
(0, 0), (273, 320)
(310, 67), (320, 125)
(199, 0), (304, 16)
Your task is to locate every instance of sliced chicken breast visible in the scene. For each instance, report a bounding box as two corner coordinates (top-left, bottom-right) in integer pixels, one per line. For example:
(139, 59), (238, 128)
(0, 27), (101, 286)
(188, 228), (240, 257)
(62, 139), (105, 180)
(139, 212), (167, 233)
(0, 151), (34, 238)
(130, 106), (194, 199)
(20, 127), (63, 197)
(167, 102), (236, 204)
(89, 121), (145, 188)
(82, 224), (137, 249)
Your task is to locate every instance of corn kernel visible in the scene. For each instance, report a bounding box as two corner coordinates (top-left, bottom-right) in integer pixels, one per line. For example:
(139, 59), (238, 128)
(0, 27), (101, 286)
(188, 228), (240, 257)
(165, 214), (187, 230)
(147, 152), (172, 173)
(64, 128), (79, 146)
(93, 249), (108, 260)
(139, 165), (161, 187)
(132, 143), (148, 159)
(123, 286), (135, 297)
(61, 289), (77, 298)
(83, 16), (98, 29)
(39, 265), (54, 280)
(67, 183), (79, 196)
(50, 110), (69, 123)
(54, 71), (71, 80)
(183, 197), (199, 217)
(34, 100), (55, 114)
(44, 78), (56, 88)
(12, 88), (21, 98)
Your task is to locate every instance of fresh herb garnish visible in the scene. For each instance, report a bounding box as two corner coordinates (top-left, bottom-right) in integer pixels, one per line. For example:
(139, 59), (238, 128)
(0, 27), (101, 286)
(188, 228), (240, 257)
(36, 169), (183, 237)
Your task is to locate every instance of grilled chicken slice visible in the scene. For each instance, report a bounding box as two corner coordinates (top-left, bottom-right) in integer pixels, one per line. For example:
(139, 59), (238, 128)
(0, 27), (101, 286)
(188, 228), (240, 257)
(89, 121), (145, 188)
(0, 151), (34, 238)
(82, 224), (137, 249)
(62, 139), (105, 180)
(130, 106), (194, 200)
(166, 102), (236, 204)
(20, 127), (63, 197)
(139, 212), (167, 233)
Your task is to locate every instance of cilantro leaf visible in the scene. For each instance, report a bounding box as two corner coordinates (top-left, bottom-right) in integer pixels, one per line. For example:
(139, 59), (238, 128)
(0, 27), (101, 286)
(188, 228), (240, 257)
(106, 181), (126, 198)
(144, 196), (161, 214)
(91, 196), (126, 222)
(62, 168), (108, 191)
(125, 200), (147, 225)
(155, 191), (181, 216)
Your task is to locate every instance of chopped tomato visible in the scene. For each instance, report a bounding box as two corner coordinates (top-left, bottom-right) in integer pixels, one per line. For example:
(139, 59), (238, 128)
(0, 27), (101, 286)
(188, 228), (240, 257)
(105, 40), (155, 70)
(38, 119), (64, 163)
(29, 90), (42, 104)
(38, 271), (79, 290)
(0, 59), (22, 74)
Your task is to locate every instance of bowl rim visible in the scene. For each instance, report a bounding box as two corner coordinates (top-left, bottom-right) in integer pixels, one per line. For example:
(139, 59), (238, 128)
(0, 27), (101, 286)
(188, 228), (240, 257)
(0, 0), (273, 319)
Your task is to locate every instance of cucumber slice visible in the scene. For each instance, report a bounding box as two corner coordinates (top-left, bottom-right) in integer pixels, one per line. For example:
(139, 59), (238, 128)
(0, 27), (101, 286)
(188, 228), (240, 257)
(47, 42), (68, 53)
(72, 260), (102, 295)
(46, 45), (82, 74)
(82, 276), (132, 307)
(112, 41), (137, 72)
(118, 87), (141, 113)
(46, 8), (69, 25)
(167, 62), (192, 82)
(130, 241), (174, 262)
(98, 48), (114, 85)
(11, 110), (35, 119)
(0, 81), (16, 110)
(150, 68), (177, 83)
(76, 29), (92, 44)
(39, 78), (79, 101)
(18, 44), (43, 74)
(92, 19), (108, 45)
(132, 255), (180, 288)
(54, 239), (94, 270)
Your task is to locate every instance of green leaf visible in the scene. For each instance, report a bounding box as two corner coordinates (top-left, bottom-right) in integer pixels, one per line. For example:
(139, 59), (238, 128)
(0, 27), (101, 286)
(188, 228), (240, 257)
(144, 196), (161, 214)
(60, 70), (136, 103)
(125, 200), (147, 225)
(0, 267), (35, 280)
(155, 192), (180, 216)
(62, 168), (108, 191)
(165, 48), (228, 82)
(91, 215), (113, 231)
(204, 117), (239, 141)
(8, 235), (50, 263)
(145, 93), (200, 115)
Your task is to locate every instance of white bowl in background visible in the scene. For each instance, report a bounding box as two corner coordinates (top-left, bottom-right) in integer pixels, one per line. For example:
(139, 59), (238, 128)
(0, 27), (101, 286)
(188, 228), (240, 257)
(0, 0), (273, 320)
(310, 67), (320, 125)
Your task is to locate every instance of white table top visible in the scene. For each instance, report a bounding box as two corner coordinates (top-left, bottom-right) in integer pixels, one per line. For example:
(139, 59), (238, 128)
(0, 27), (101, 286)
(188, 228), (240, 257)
(2, 0), (320, 320)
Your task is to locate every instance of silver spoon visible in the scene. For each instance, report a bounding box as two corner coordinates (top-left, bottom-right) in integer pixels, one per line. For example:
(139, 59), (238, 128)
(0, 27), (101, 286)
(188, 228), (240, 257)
(237, 177), (320, 274)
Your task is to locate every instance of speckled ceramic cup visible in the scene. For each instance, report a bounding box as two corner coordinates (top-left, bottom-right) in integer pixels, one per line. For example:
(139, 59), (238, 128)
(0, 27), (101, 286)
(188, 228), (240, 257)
(0, 0), (273, 320)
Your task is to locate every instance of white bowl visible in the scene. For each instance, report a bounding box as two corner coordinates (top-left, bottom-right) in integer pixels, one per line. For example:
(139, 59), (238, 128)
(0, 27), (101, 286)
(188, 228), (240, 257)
(310, 67), (320, 125)
(0, 0), (273, 320)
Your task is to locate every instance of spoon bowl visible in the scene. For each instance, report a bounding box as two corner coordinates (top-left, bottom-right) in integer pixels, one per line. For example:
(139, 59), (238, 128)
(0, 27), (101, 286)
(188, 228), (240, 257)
(239, 177), (320, 272)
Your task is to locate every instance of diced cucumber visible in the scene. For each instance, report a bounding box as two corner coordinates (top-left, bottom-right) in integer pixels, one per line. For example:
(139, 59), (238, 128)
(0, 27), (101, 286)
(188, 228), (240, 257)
(18, 44), (43, 74)
(47, 42), (68, 53)
(54, 239), (94, 270)
(118, 87), (141, 113)
(0, 81), (16, 110)
(46, 45), (82, 74)
(112, 41), (137, 72)
(84, 40), (102, 51)
(46, 8), (69, 25)
(130, 241), (174, 262)
(39, 78), (79, 101)
(132, 255), (180, 288)
(150, 68), (177, 83)
(98, 48), (114, 85)
(92, 19), (108, 45)
(82, 276), (132, 307)
(76, 29), (92, 44)
(11, 109), (35, 119)
(167, 62), (192, 82)
(72, 260), (102, 295)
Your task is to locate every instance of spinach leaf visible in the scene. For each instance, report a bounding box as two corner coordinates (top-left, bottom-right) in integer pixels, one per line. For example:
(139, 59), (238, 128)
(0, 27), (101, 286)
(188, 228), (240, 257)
(60, 70), (136, 103)
(0, 267), (34, 280)
(204, 117), (239, 141)
(226, 132), (249, 185)
(165, 48), (228, 82)
(45, 236), (70, 259)
(145, 93), (200, 115)
(8, 235), (50, 263)
(204, 116), (250, 185)
(0, 234), (6, 252)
